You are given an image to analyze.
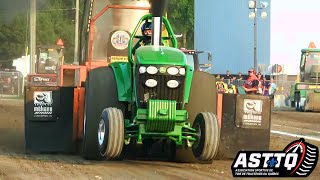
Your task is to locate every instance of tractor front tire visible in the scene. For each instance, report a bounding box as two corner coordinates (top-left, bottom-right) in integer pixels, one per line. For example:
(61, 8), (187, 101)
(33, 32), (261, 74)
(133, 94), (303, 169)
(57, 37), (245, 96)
(98, 108), (125, 160)
(192, 112), (220, 162)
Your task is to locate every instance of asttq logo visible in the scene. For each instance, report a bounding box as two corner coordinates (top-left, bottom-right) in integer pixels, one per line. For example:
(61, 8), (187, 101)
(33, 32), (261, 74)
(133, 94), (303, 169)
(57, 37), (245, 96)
(231, 138), (319, 177)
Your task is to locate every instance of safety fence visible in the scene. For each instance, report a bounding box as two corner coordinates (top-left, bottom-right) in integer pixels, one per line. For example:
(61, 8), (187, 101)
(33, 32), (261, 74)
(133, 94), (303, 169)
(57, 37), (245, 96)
(0, 71), (24, 98)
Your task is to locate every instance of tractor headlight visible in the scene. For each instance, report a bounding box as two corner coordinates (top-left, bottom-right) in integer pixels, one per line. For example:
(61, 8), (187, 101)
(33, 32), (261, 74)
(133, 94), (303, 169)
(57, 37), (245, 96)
(145, 79), (157, 88)
(147, 66), (158, 74)
(179, 68), (186, 75)
(167, 80), (179, 88)
(139, 66), (146, 74)
(167, 67), (179, 75)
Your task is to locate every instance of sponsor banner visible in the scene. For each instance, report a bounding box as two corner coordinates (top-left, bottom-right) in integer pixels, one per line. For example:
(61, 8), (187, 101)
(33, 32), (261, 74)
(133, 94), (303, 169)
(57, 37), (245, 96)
(33, 91), (53, 118)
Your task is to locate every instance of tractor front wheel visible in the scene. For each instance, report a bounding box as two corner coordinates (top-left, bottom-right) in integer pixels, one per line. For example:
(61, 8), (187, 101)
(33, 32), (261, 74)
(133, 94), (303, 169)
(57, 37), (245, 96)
(192, 112), (220, 162)
(98, 108), (125, 160)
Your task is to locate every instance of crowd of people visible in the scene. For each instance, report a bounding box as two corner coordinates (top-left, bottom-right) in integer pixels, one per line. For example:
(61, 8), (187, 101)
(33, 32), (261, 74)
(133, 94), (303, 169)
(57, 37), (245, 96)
(242, 68), (277, 96)
(215, 68), (277, 96)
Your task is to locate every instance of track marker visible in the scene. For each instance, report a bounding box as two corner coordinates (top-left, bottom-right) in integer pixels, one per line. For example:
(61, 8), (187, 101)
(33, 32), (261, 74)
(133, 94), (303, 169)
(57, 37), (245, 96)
(273, 124), (320, 134)
(271, 130), (320, 142)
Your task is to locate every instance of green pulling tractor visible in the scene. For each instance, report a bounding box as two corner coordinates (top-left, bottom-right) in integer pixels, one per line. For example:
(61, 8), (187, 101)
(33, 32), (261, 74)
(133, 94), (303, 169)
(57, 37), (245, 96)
(83, 0), (220, 162)
(290, 43), (320, 112)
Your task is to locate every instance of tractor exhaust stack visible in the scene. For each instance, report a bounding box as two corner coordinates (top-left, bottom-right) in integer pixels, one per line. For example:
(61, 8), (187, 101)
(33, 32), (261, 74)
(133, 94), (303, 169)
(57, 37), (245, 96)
(151, 0), (168, 46)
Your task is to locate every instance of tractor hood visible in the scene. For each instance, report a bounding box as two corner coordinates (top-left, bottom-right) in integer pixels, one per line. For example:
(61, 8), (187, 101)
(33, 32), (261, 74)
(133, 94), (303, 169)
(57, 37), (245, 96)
(135, 46), (187, 66)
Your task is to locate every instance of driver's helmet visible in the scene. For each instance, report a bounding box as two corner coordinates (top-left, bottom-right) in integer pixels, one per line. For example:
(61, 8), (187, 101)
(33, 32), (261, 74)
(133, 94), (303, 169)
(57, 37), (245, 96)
(141, 21), (152, 37)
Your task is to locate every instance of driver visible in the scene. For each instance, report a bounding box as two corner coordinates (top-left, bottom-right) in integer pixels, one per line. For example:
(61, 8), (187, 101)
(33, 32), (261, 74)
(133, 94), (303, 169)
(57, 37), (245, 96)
(141, 21), (152, 45)
(132, 21), (152, 55)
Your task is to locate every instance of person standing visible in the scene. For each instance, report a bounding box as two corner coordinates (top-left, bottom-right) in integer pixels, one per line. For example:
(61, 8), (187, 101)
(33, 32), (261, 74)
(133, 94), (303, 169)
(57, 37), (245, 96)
(262, 76), (270, 96)
(224, 70), (232, 79)
(236, 72), (243, 80)
(269, 78), (277, 95)
(243, 68), (259, 94)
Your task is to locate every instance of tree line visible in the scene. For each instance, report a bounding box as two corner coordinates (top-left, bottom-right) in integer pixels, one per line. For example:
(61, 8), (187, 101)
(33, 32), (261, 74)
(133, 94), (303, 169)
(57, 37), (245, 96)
(0, 0), (194, 66)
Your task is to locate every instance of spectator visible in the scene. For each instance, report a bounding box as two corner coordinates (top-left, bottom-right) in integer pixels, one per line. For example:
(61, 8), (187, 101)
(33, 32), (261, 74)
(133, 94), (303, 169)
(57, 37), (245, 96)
(224, 70), (232, 79)
(269, 78), (277, 95)
(257, 72), (263, 94)
(217, 83), (226, 94)
(243, 68), (259, 94)
(236, 72), (243, 80)
(269, 78), (277, 107)
(262, 76), (270, 96)
(230, 76), (236, 84)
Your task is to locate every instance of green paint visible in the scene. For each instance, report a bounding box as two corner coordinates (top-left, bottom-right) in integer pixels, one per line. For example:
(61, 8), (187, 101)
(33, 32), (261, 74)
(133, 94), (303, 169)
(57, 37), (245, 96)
(110, 62), (132, 101)
(146, 100), (176, 132)
(125, 105), (195, 147)
(111, 11), (197, 148)
(128, 13), (178, 64)
(136, 46), (186, 65)
(290, 47), (320, 111)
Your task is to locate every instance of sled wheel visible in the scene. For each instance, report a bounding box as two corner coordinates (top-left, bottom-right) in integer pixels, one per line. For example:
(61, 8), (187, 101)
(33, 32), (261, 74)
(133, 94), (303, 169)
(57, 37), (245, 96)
(192, 112), (220, 162)
(98, 108), (124, 160)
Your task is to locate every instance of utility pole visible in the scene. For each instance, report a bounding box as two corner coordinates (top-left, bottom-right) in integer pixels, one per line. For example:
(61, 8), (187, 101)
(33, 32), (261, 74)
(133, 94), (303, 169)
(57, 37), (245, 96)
(30, 0), (36, 73)
(248, 0), (268, 72)
(253, 0), (257, 71)
(74, 0), (80, 64)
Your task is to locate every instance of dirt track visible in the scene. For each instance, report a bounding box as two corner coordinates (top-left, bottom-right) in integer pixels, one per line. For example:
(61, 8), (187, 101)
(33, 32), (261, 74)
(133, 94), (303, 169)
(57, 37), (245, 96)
(0, 99), (319, 179)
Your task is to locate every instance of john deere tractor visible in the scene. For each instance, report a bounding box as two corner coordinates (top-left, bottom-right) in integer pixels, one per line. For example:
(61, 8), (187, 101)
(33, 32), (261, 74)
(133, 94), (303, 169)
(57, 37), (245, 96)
(82, 0), (219, 162)
(25, 0), (270, 162)
(290, 43), (320, 112)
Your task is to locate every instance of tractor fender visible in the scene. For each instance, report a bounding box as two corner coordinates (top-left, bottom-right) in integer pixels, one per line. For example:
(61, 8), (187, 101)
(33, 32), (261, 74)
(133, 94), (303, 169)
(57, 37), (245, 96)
(110, 62), (132, 102)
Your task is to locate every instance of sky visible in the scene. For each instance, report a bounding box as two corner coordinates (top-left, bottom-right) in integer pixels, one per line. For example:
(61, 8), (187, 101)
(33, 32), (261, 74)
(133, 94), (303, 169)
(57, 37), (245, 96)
(271, 0), (320, 74)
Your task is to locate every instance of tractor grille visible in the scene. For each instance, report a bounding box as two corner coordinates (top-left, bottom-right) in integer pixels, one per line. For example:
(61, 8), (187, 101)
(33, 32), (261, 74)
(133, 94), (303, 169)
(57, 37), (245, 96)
(137, 73), (185, 109)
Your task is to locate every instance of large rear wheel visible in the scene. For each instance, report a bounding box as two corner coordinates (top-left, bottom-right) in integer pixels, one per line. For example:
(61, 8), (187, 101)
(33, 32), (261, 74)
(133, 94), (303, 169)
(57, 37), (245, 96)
(192, 112), (220, 162)
(82, 67), (125, 160)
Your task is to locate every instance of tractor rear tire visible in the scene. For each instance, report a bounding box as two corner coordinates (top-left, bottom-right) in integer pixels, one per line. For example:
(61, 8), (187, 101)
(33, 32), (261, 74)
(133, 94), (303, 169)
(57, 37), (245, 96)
(82, 67), (126, 160)
(192, 112), (220, 162)
(98, 108), (124, 160)
(174, 71), (217, 163)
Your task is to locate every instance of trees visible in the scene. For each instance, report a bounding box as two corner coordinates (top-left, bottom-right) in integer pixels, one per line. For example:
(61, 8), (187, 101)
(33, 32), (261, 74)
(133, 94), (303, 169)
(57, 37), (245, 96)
(167, 0), (194, 49)
(0, 0), (194, 63)
(0, 14), (27, 67)
(0, 0), (75, 64)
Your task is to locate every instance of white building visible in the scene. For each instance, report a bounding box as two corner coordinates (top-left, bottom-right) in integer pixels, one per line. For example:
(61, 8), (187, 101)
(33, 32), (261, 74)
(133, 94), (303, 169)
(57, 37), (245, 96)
(12, 55), (31, 77)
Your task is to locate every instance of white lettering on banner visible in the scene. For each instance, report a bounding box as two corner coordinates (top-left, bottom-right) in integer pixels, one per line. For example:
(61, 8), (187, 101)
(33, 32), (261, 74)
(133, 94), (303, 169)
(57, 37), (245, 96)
(33, 77), (51, 82)
(233, 152), (298, 170)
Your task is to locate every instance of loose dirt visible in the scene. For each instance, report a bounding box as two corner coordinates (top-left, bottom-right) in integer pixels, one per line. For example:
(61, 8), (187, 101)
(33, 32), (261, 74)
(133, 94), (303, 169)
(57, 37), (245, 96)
(0, 99), (319, 179)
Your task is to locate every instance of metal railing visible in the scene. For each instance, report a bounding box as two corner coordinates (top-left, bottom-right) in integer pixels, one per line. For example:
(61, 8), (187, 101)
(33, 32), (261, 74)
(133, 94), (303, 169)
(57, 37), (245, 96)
(0, 71), (24, 98)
